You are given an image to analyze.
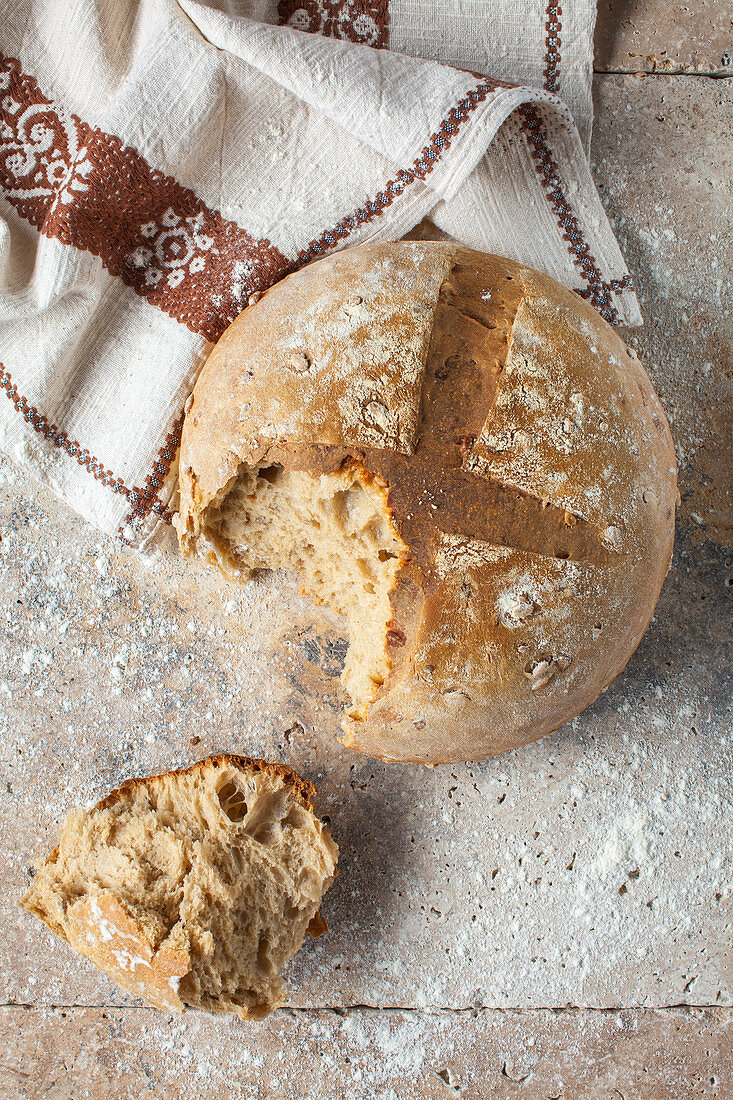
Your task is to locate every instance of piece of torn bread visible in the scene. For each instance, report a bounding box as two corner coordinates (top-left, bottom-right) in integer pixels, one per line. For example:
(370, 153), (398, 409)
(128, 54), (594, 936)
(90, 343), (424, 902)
(21, 754), (338, 1019)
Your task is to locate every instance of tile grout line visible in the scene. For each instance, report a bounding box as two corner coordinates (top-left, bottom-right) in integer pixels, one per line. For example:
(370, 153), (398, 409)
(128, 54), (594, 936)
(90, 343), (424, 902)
(594, 68), (733, 78)
(0, 1003), (727, 1014)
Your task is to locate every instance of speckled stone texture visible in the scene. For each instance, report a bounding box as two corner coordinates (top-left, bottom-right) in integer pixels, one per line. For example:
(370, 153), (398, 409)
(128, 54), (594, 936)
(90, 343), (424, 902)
(0, 1007), (730, 1099)
(596, 0), (732, 74)
(1, 10), (732, 1098)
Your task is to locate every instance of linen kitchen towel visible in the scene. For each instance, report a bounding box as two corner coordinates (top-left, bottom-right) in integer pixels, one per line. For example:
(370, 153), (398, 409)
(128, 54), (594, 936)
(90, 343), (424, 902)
(0, 0), (639, 547)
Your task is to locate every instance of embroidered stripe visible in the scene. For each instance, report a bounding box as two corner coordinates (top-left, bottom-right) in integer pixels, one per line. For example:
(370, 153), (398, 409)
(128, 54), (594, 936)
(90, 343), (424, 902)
(519, 104), (621, 324)
(296, 79), (501, 265)
(277, 0), (390, 49)
(543, 2), (562, 93)
(125, 414), (184, 526)
(0, 56), (289, 344)
(0, 364), (133, 499)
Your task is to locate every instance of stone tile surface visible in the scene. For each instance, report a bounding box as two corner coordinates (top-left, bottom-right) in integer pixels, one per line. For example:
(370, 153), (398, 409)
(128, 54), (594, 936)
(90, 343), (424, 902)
(595, 0), (733, 74)
(591, 75), (733, 550)
(0, 1007), (730, 1100)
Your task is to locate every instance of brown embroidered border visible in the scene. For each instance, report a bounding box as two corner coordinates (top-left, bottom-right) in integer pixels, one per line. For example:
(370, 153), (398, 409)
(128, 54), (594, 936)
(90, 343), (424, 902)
(605, 276), (635, 292)
(543, 2), (562, 93)
(519, 104), (629, 324)
(0, 364), (133, 499)
(277, 1), (389, 50)
(296, 79), (501, 266)
(537, 7), (635, 317)
(125, 413), (184, 527)
(577, 275), (635, 302)
(0, 363), (180, 538)
(0, 52), (290, 534)
(0, 55), (289, 344)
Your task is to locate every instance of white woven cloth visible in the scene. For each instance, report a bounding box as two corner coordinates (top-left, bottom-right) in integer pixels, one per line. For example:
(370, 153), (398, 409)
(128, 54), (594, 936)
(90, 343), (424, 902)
(0, 0), (640, 547)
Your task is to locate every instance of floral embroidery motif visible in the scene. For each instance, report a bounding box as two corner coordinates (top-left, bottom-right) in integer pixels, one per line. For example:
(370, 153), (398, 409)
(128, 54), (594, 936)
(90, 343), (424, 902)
(0, 52), (291, 536)
(277, 0), (389, 48)
(126, 209), (216, 291)
(0, 55), (289, 343)
(0, 75), (93, 214)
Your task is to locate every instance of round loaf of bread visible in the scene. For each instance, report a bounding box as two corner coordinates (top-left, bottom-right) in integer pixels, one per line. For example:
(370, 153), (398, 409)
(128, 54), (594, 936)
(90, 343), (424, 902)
(177, 243), (677, 764)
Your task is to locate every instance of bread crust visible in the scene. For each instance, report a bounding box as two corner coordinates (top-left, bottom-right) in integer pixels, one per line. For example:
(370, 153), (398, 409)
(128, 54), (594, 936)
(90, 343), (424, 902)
(64, 892), (191, 1012)
(177, 243), (677, 764)
(94, 753), (316, 813)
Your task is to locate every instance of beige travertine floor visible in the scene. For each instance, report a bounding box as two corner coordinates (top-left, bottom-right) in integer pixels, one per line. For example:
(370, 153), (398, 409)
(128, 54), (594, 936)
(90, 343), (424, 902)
(1, 4), (732, 1097)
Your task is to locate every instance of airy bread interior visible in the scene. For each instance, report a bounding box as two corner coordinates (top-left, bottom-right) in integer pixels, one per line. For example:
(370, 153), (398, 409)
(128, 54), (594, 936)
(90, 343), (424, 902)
(206, 461), (406, 716)
(22, 758), (338, 1018)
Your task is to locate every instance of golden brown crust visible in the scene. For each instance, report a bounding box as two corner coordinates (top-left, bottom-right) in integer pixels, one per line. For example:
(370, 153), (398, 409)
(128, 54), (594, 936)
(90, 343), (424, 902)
(307, 912), (329, 938)
(94, 753), (316, 813)
(177, 243), (677, 764)
(64, 893), (190, 1012)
